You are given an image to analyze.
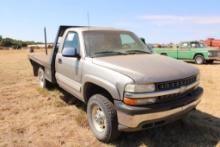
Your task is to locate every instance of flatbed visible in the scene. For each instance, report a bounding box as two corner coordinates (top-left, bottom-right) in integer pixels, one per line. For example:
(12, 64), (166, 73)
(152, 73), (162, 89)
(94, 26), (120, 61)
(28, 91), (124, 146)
(29, 53), (50, 66)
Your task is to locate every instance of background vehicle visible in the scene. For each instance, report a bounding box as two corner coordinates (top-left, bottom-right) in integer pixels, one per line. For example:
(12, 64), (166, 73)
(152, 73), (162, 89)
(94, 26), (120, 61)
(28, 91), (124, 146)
(153, 41), (220, 64)
(204, 38), (220, 49)
(29, 26), (203, 142)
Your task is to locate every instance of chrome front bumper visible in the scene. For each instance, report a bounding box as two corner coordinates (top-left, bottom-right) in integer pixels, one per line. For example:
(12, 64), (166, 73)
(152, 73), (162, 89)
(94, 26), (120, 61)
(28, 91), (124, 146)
(117, 98), (201, 129)
(208, 57), (220, 60)
(116, 87), (203, 131)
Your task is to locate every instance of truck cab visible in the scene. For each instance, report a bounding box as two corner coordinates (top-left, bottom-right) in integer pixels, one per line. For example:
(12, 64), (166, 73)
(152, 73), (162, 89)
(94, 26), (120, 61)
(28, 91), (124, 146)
(29, 26), (203, 142)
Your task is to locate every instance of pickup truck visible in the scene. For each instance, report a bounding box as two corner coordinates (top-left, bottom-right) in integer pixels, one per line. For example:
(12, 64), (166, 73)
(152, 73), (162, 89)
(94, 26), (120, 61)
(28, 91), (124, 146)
(29, 26), (203, 142)
(153, 41), (220, 64)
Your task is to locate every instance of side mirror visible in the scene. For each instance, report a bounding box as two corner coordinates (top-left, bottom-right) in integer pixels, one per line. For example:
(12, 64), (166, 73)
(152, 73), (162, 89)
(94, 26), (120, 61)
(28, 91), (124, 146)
(140, 37), (146, 44)
(62, 47), (81, 59)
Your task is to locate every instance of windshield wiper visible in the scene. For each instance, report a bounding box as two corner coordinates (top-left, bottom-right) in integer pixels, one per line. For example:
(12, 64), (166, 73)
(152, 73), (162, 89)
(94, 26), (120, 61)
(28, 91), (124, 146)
(95, 51), (127, 55)
(126, 50), (150, 54)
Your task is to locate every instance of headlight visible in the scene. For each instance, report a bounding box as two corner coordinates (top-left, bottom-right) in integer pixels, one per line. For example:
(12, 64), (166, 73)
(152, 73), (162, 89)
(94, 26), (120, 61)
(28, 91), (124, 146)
(125, 84), (155, 93)
(208, 52), (212, 57)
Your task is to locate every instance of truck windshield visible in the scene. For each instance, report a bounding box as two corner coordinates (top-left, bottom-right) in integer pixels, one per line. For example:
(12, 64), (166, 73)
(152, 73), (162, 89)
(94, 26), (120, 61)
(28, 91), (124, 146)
(83, 30), (150, 57)
(190, 42), (206, 48)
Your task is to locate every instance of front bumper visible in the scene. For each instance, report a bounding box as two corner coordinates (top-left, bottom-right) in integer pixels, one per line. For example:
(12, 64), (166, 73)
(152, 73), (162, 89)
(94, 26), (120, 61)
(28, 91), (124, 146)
(208, 57), (220, 60)
(115, 87), (203, 131)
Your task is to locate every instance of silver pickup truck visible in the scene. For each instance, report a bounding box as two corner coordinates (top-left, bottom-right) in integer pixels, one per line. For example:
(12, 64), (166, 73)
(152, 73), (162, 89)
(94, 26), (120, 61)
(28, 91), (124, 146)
(29, 26), (203, 142)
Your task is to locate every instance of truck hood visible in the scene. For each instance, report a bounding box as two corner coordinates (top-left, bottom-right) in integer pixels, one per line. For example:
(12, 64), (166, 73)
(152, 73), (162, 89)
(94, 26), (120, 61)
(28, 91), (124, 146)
(92, 54), (199, 83)
(206, 47), (219, 51)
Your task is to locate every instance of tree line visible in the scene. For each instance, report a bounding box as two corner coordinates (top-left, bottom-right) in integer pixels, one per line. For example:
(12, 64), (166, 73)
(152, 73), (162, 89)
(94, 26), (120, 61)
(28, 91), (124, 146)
(0, 35), (43, 49)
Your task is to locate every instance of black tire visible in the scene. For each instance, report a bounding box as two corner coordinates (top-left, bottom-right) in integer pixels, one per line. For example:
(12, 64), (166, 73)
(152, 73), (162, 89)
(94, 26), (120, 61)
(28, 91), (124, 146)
(38, 68), (49, 88)
(194, 55), (205, 64)
(206, 60), (214, 64)
(161, 53), (167, 56)
(87, 94), (120, 142)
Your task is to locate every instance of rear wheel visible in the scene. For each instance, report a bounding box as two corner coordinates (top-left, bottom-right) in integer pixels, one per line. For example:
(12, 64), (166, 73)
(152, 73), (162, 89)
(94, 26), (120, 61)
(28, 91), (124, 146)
(87, 94), (120, 142)
(38, 68), (48, 88)
(194, 55), (205, 64)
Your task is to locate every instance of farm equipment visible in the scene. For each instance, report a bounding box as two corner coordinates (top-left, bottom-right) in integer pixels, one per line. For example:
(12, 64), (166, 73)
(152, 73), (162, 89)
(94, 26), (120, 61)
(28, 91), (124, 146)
(204, 38), (220, 49)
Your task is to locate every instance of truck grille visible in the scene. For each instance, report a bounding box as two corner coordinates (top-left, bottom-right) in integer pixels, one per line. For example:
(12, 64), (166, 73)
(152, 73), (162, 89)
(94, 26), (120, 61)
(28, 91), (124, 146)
(155, 75), (197, 91)
(209, 50), (219, 57)
(156, 89), (192, 103)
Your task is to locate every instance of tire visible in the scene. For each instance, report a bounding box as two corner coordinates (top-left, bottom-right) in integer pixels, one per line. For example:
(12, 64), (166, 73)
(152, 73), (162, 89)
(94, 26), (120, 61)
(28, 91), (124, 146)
(38, 67), (48, 88)
(207, 60), (214, 64)
(194, 55), (205, 64)
(87, 94), (120, 142)
(161, 53), (167, 56)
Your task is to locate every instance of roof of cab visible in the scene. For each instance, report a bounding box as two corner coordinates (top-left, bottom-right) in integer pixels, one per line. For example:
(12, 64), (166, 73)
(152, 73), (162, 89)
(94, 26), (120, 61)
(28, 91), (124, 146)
(67, 26), (129, 32)
(57, 25), (130, 37)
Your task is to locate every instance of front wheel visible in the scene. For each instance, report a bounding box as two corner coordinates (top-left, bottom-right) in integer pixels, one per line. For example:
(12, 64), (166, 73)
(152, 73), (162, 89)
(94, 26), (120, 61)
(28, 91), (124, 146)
(87, 94), (120, 142)
(194, 55), (205, 64)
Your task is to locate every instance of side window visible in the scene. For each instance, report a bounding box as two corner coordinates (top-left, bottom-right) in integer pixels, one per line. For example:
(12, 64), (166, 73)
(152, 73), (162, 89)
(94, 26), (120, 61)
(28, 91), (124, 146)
(62, 32), (79, 56)
(180, 42), (189, 49)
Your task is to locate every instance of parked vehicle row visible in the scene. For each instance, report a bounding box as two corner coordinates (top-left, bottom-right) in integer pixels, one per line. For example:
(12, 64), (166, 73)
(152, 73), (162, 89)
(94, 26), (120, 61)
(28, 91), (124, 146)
(29, 26), (203, 142)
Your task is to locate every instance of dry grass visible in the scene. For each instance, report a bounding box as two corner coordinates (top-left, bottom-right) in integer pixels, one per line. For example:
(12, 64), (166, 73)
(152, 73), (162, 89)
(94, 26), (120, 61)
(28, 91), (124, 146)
(75, 109), (89, 128)
(0, 49), (220, 147)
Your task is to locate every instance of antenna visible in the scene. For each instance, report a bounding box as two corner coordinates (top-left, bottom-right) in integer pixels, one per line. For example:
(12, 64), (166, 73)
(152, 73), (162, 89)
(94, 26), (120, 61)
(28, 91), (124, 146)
(87, 12), (90, 29)
(44, 27), (48, 55)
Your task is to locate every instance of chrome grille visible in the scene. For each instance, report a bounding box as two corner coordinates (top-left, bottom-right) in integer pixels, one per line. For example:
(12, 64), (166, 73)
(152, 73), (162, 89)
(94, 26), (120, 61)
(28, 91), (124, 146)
(155, 75), (197, 91)
(209, 50), (219, 57)
(155, 88), (194, 104)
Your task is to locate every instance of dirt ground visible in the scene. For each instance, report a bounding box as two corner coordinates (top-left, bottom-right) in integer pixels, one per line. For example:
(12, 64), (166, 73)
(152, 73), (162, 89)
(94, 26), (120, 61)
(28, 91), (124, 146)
(0, 50), (220, 147)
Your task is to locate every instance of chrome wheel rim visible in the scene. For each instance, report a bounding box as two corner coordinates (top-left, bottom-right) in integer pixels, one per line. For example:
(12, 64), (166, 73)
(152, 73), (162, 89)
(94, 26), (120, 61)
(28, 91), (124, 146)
(196, 57), (203, 64)
(91, 104), (106, 132)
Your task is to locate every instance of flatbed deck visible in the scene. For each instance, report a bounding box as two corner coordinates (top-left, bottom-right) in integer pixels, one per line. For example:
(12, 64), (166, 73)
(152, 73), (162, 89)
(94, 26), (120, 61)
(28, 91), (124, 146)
(28, 52), (51, 68)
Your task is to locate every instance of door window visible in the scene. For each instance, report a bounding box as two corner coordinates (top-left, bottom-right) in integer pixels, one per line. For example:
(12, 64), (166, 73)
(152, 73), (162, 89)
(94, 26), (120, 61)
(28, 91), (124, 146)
(62, 32), (79, 56)
(180, 42), (189, 49)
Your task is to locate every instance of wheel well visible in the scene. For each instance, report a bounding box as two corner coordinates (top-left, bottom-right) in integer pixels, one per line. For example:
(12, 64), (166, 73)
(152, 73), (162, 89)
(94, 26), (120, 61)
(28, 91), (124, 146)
(30, 60), (44, 76)
(193, 53), (204, 59)
(83, 82), (113, 104)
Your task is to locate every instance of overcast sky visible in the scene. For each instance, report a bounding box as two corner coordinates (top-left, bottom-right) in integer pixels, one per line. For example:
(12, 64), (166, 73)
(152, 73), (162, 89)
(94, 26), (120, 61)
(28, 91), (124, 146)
(1, 0), (220, 43)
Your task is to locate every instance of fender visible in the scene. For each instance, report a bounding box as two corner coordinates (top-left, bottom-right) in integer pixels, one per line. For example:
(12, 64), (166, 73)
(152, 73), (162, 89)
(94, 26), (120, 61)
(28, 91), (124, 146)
(83, 74), (121, 100)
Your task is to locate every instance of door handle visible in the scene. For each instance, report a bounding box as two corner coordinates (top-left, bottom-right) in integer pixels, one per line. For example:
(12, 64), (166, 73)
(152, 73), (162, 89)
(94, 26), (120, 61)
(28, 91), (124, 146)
(58, 58), (62, 64)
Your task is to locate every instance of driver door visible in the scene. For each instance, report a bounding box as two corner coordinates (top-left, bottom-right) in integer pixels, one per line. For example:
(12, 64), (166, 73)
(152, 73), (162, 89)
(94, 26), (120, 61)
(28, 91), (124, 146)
(178, 42), (192, 59)
(55, 31), (82, 98)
